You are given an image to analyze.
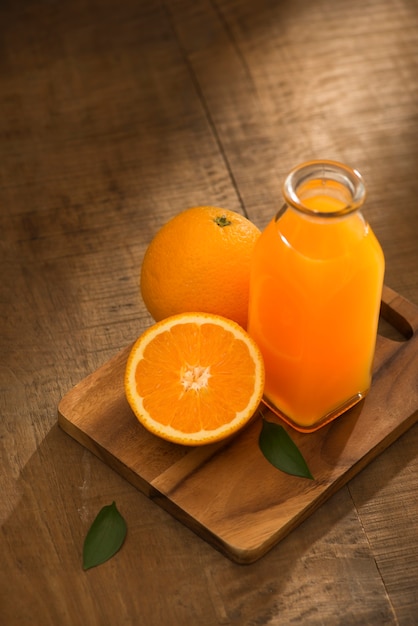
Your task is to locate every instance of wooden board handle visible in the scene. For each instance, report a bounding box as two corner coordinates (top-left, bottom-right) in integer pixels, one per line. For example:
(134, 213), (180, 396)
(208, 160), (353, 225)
(381, 285), (417, 337)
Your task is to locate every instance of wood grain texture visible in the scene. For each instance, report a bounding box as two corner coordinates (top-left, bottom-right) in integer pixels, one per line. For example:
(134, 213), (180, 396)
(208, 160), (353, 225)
(1, 0), (418, 623)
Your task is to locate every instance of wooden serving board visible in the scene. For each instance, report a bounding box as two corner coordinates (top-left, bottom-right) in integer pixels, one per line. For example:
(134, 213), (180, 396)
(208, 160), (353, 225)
(58, 286), (418, 563)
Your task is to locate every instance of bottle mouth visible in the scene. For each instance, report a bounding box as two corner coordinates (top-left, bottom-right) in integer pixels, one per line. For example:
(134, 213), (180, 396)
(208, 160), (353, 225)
(282, 159), (366, 218)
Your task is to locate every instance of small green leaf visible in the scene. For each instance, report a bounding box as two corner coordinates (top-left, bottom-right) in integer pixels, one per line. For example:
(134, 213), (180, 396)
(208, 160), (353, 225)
(259, 419), (314, 479)
(83, 502), (127, 570)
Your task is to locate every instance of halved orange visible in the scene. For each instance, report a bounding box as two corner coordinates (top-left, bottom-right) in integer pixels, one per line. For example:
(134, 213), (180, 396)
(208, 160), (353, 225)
(124, 312), (265, 446)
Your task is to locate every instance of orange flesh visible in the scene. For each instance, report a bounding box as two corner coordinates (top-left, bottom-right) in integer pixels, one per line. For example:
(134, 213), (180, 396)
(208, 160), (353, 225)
(135, 322), (257, 433)
(248, 195), (385, 429)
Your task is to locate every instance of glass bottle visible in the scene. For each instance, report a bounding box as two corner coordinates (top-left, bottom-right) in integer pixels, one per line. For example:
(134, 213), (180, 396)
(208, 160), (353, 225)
(248, 160), (385, 432)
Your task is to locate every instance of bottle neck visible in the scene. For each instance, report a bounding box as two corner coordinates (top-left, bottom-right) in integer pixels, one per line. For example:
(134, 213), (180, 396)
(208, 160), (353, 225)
(282, 160), (366, 219)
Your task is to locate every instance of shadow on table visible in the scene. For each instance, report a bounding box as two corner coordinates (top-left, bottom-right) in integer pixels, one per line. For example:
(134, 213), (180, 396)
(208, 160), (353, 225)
(3, 417), (417, 624)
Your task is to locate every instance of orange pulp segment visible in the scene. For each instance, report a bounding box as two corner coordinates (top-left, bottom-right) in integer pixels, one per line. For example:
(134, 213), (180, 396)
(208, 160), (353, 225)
(124, 312), (265, 445)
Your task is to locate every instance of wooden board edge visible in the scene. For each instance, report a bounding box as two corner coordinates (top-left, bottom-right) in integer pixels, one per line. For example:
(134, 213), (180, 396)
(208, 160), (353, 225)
(57, 408), (153, 497)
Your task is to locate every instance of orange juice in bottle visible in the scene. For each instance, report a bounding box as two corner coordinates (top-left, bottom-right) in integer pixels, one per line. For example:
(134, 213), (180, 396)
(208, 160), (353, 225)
(248, 160), (385, 432)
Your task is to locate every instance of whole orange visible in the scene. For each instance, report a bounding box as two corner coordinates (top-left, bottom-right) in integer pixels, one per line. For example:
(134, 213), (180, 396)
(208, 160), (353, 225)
(140, 206), (260, 328)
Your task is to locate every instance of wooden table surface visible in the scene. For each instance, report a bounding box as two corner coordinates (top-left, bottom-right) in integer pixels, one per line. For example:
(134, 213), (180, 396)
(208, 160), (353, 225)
(2, 0), (418, 624)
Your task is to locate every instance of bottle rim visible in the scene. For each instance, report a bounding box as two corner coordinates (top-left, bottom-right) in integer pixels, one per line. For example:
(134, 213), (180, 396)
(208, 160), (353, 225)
(282, 159), (366, 218)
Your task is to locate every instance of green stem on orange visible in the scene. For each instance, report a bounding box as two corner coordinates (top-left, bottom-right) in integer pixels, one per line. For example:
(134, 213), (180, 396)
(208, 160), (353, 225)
(214, 215), (232, 227)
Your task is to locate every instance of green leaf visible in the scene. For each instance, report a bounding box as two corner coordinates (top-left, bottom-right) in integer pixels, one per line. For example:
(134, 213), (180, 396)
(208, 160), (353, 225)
(83, 502), (127, 570)
(259, 419), (314, 479)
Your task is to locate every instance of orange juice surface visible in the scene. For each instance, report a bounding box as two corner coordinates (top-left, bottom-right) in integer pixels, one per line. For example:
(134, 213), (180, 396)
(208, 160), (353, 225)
(248, 195), (385, 431)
